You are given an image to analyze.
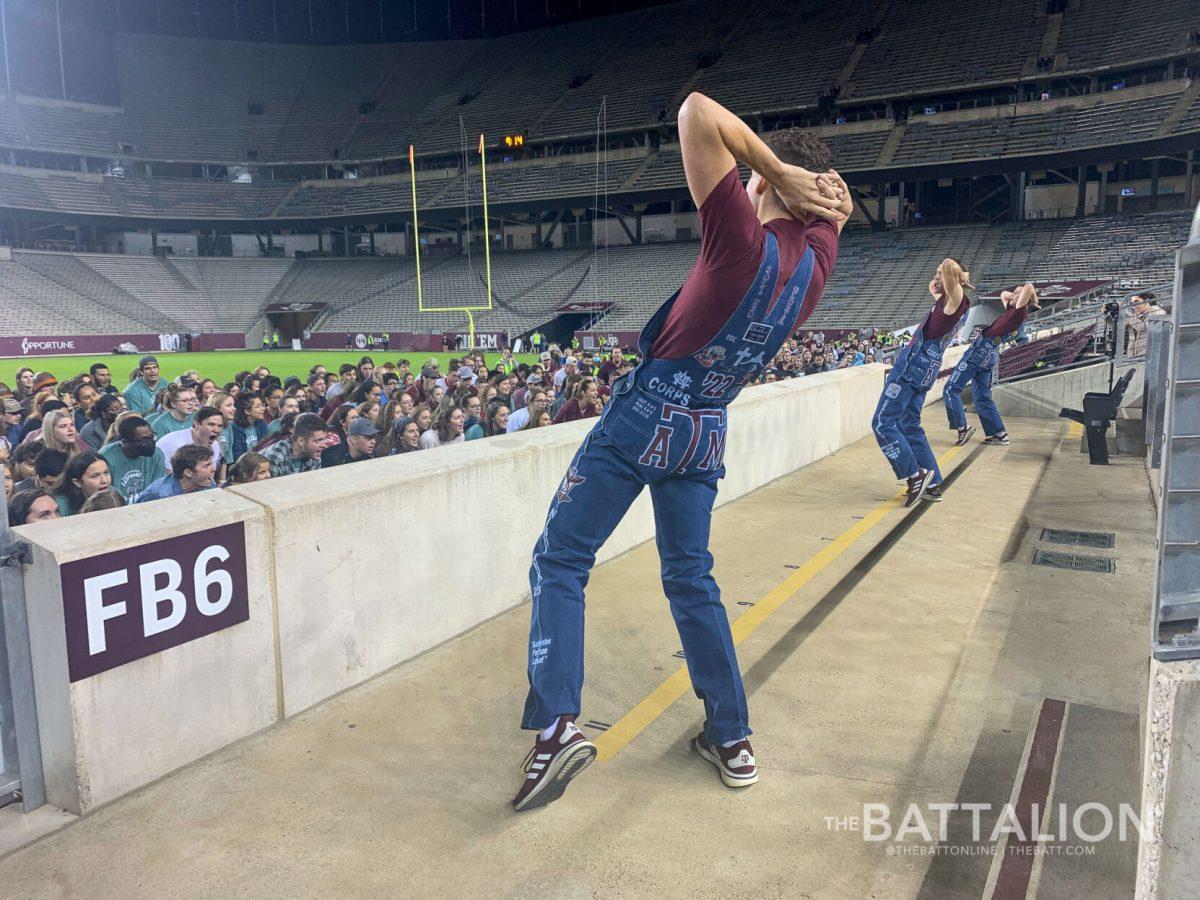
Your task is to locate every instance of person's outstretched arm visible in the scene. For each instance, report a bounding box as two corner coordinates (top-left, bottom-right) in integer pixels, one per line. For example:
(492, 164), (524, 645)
(677, 92), (845, 223)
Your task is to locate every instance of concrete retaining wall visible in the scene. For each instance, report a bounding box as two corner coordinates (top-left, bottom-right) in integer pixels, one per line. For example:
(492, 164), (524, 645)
(992, 361), (1144, 420)
(15, 491), (277, 814)
(16, 360), (952, 810)
(1138, 658), (1200, 899)
(226, 364), (896, 716)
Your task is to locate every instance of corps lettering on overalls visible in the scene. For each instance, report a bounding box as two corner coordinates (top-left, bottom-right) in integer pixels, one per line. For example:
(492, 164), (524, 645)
(944, 328), (1005, 437)
(872, 303), (967, 485)
(522, 229), (816, 747)
(600, 230), (815, 476)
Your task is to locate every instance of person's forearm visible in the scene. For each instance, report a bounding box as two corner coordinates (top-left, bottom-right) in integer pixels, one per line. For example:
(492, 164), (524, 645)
(1014, 283), (1037, 309)
(681, 93), (785, 184)
(938, 258), (965, 310)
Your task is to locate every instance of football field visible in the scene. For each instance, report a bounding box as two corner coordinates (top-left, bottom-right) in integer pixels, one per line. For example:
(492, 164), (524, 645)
(1, 350), (543, 388)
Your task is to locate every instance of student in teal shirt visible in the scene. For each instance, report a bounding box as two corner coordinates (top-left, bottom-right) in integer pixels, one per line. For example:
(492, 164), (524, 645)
(150, 383), (198, 438)
(122, 356), (164, 415)
(99, 416), (166, 504)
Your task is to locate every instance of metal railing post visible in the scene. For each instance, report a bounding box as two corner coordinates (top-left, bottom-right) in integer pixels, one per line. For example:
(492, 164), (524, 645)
(0, 489), (45, 811)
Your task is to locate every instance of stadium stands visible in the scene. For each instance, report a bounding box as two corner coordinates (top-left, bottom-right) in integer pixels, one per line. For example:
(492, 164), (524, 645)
(0, 73), (1185, 223)
(1056, 0), (1196, 72)
(890, 86), (1185, 165)
(0, 211), (1185, 340)
(848, 0), (1045, 100)
(0, 0), (1191, 170)
(998, 323), (1097, 380)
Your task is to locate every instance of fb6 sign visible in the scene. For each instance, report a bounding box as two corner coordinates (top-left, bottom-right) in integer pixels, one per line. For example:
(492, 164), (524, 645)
(59, 523), (250, 682)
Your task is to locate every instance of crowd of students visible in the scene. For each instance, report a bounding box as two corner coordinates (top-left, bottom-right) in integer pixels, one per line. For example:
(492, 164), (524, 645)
(2, 330), (899, 526)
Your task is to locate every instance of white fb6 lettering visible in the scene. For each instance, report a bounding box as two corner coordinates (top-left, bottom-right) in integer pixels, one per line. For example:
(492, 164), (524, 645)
(82, 545), (235, 655)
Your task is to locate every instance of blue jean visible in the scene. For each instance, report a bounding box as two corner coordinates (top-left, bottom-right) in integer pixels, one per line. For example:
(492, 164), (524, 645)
(872, 377), (942, 484)
(944, 359), (1006, 437)
(523, 427), (750, 745)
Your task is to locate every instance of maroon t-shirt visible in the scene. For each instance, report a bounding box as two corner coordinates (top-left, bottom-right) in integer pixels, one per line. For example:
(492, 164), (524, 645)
(649, 167), (839, 359)
(983, 304), (1029, 339)
(552, 399), (600, 424)
(921, 296), (970, 340)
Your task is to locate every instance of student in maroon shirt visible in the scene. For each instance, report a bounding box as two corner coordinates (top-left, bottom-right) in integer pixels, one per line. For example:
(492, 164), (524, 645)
(551, 378), (601, 424)
(945, 282), (1039, 447)
(513, 90), (851, 813)
(872, 258), (973, 505)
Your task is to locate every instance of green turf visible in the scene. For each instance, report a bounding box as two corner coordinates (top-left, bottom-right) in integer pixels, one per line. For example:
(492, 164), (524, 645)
(1, 350), (542, 389)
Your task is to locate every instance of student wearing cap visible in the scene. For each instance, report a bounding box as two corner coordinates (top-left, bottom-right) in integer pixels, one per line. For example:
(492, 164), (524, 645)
(456, 365), (478, 394)
(321, 418), (380, 466)
(20, 372), (58, 414)
(0, 397), (22, 457)
(511, 373), (541, 412)
(122, 356), (163, 415)
(135, 444), (217, 504)
(553, 356), (578, 391)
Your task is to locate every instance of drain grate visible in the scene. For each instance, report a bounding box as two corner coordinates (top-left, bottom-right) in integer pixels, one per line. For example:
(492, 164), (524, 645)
(1033, 550), (1115, 574)
(1040, 528), (1116, 549)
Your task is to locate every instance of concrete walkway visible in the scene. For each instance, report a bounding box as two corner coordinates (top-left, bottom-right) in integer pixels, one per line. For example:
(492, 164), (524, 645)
(0, 418), (1153, 898)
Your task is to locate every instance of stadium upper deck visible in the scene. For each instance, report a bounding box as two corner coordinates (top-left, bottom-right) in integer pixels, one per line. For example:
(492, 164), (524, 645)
(0, 0), (1193, 168)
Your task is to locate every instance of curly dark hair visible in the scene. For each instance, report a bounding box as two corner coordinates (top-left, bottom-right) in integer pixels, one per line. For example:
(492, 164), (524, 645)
(762, 128), (832, 172)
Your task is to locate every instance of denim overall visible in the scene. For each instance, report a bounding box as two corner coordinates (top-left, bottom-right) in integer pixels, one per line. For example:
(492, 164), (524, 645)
(523, 232), (815, 745)
(944, 329), (1005, 436)
(871, 306), (963, 484)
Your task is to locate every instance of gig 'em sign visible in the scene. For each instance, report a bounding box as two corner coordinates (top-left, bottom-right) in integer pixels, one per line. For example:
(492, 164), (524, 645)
(59, 523), (250, 682)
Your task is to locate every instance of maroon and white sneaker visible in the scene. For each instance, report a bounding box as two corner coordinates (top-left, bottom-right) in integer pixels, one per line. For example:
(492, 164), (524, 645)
(692, 732), (759, 788)
(512, 716), (597, 812)
(904, 468), (934, 508)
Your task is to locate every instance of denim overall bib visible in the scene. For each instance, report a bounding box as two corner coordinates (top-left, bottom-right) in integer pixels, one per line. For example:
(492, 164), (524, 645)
(872, 307), (962, 483)
(523, 231), (815, 745)
(944, 328), (1005, 436)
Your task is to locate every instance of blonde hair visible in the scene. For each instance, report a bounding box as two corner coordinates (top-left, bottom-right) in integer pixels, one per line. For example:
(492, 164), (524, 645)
(40, 409), (79, 455)
(209, 391), (235, 419)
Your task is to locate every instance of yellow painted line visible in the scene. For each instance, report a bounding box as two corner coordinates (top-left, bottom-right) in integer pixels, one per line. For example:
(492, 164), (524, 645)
(594, 444), (965, 761)
(1066, 421), (1083, 440)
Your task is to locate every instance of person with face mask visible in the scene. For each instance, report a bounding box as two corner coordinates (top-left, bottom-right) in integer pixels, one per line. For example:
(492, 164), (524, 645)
(80, 394), (125, 450)
(99, 416), (166, 504)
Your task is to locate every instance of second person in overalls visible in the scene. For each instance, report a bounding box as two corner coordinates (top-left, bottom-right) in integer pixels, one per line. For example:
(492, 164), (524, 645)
(512, 91), (852, 812)
(872, 258), (972, 507)
(944, 282), (1039, 446)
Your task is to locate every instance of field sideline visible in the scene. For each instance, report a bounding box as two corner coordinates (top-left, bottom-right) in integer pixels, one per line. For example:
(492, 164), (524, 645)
(1, 350), (543, 389)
